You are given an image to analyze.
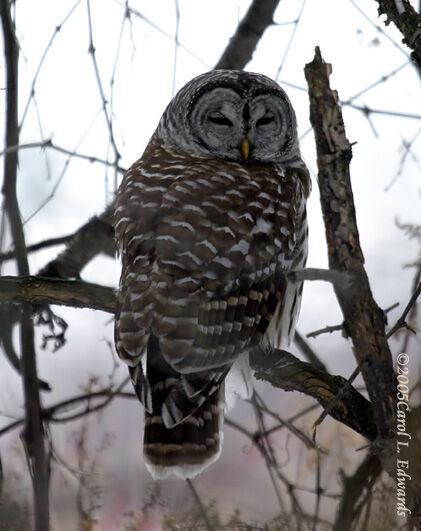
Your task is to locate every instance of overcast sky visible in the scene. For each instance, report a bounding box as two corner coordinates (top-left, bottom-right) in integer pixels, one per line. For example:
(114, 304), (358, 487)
(1, 1), (420, 528)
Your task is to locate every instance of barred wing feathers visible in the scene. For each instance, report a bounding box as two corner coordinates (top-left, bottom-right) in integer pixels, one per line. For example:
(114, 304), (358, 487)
(114, 138), (309, 478)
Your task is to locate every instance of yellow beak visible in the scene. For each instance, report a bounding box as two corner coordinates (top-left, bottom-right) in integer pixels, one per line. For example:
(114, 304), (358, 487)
(241, 138), (250, 160)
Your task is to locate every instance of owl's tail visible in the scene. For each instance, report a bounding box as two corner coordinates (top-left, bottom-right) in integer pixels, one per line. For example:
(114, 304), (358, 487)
(143, 385), (224, 480)
(136, 334), (225, 480)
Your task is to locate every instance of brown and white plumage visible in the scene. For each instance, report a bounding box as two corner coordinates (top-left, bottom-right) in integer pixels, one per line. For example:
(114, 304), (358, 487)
(114, 70), (310, 479)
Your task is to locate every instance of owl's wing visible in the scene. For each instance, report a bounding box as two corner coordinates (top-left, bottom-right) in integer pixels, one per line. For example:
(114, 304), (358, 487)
(146, 158), (308, 425)
(114, 150), (309, 429)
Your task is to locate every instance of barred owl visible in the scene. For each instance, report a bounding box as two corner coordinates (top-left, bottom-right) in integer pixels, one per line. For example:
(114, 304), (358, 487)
(114, 70), (310, 480)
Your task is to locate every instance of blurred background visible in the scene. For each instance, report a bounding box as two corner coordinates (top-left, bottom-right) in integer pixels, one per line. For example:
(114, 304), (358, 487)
(0, 1), (420, 529)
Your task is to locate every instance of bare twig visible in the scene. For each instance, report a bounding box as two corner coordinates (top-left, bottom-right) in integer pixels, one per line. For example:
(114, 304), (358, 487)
(0, 139), (126, 174)
(288, 267), (357, 291)
(185, 479), (215, 531)
(19, 0), (83, 131)
(312, 363), (364, 434)
(118, 0), (210, 69)
(332, 454), (382, 531)
(86, 0), (121, 177)
(386, 282), (421, 339)
(306, 323), (344, 339)
(0, 387), (134, 438)
(306, 302), (399, 339)
(275, 0), (307, 79)
(0, 234), (74, 264)
(294, 330), (327, 372)
(401, 265), (421, 353)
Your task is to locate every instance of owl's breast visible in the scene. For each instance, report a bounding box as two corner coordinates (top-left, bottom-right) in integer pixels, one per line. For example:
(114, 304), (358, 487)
(149, 159), (301, 287)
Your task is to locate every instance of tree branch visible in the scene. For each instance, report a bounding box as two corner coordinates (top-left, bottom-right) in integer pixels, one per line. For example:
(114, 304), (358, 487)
(333, 454), (382, 531)
(304, 48), (396, 447)
(0, 2), (50, 528)
(387, 281), (421, 338)
(250, 347), (377, 441)
(30, 0), (286, 284)
(1, 274), (378, 442)
(375, 0), (421, 71)
(0, 234), (74, 264)
(38, 203), (115, 279)
(0, 276), (116, 313)
(214, 0), (281, 70)
(294, 330), (327, 372)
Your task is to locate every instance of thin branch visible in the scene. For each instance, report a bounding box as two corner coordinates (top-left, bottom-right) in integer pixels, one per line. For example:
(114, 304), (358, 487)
(341, 60), (410, 103)
(332, 454), (382, 531)
(116, 0), (210, 69)
(0, 311), (51, 391)
(306, 302), (399, 339)
(185, 479), (215, 531)
(19, 303), (50, 531)
(294, 330), (327, 372)
(86, 0), (121, 171)
(401, 265), (421, 353)
(0, 139), (126, 174)
(347, 102), (421, 120)
(350, 0), (410, 59)
(273, 79), (421, 120)
(0, 387), (134, 438)
(306, 323), (344, 339)
(288, 267), (356, 289)
(313, 363), (364, 433)
(0, 234), (74, 264)
(275, 0), (307, 79)
(386, 282), (421, 338)
(19, 0), (83, 131)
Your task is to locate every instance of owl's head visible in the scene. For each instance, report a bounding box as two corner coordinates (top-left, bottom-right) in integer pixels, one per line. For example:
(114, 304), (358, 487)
(157, 70), (301, 165)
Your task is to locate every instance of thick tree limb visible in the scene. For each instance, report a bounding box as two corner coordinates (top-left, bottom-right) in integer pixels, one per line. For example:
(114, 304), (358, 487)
(1, 275), (377, 442)
(375, 0), (421, 70)
(304, 48), (396, 445)
(38, 203), (115, 279)
(250, 347), (377, 441)
(214, 0), (281, 70)
(0, 276), (116, 313)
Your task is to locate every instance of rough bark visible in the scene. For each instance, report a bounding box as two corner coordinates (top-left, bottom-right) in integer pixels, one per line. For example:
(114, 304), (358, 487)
(375, 0), (421, 71)
(304, 47), (396, 443)
(1, 275), (377, 441)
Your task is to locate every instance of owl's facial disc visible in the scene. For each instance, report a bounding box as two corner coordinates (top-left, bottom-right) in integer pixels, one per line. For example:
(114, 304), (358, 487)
(190, 88), (244, 159)
(189, 87), (292, 163)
